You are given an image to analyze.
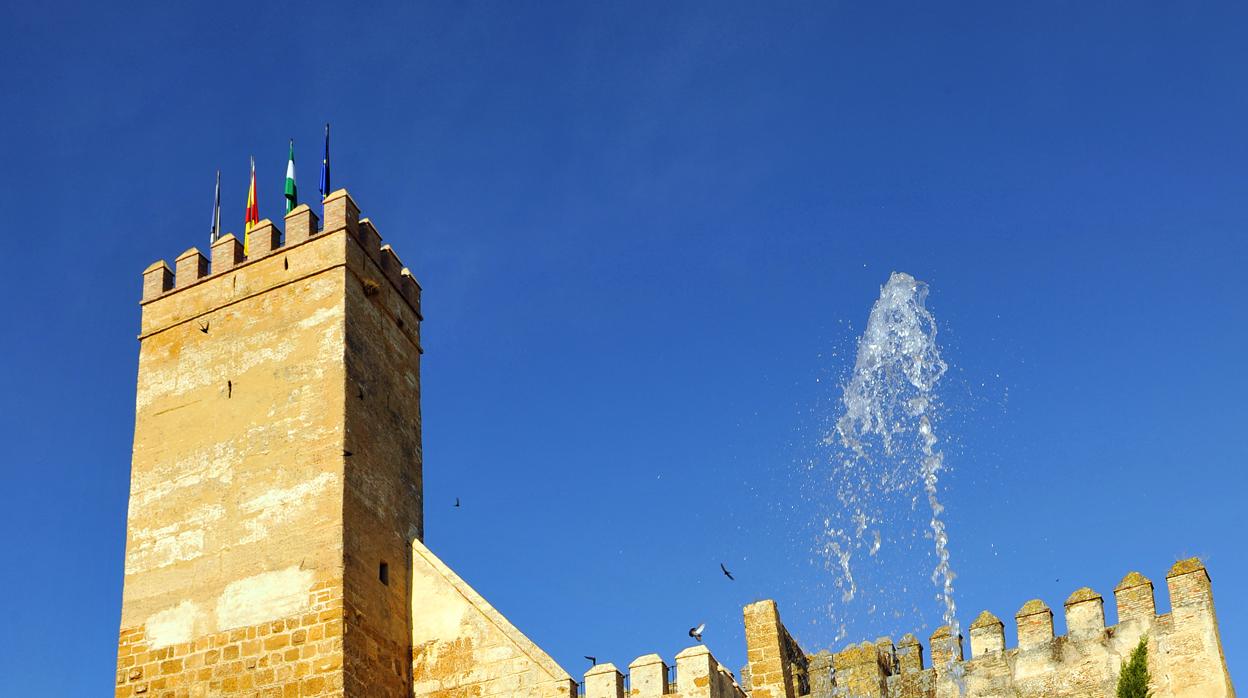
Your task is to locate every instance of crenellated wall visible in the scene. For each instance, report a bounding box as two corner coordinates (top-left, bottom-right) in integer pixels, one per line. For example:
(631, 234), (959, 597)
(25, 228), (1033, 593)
(742, 558), (1235, 698)
(141, 194), (421, 316)
(580, 645), (747, 698)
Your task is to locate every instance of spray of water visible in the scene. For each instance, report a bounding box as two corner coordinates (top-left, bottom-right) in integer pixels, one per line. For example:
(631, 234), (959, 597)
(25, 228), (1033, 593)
(819, 271), (962, 687)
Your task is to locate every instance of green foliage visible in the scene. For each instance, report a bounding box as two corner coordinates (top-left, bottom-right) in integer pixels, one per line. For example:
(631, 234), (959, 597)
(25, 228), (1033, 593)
(1117, 637), (1152, 698)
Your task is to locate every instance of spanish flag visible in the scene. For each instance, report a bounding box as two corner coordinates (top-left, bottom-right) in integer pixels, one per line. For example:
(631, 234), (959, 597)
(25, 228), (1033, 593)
(244, 156), (259, 254)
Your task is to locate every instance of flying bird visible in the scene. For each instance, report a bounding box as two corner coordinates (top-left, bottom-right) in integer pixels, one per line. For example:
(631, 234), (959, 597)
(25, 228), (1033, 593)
(584, 656), (596, 666)
(343, 449), (353, 457)
(198, 321), (209, 334)
(689, 623), (705, 643)
(720, 563), (734, 581)
(454, 497), (461, 508)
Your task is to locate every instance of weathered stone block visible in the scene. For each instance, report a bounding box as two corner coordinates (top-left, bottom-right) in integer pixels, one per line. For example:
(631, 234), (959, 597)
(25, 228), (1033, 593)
(969, 610), (1004, 657)
(174, 248), (207, 288)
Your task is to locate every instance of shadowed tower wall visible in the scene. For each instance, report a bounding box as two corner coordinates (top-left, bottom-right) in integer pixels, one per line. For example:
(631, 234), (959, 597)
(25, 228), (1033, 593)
(116, 191), (424, 697)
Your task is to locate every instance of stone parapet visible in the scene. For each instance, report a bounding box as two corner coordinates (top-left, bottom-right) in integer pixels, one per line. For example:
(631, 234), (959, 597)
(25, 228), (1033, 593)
(584, 663), (624, 698)
(1114, 571), (1155, 626)
(569, 645), (745, 698)
(789, 558), (1232, 698)
(1015, 598), (1054, 649)
(927, 626), (962, 668)
(284, 204), (318, 245)
(627, 654), (668, 697)
(140, 188), (421, 320)
(244, 218), (280, 257)
(894, 634), (923, 674)
(174, 247), (208, 287)
(968, 611), (1003, 658)
(1063, 587), (1105, 639)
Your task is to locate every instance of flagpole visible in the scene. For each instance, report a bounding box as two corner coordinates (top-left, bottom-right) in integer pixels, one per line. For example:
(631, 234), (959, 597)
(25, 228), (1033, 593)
(319, 122), (330, 201)
(244, 156), (258, 255)
(211, 169), (221, 245)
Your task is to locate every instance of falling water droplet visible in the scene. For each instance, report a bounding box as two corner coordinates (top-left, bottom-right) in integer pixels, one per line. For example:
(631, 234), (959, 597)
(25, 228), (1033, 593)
(814, 271), (964, 692)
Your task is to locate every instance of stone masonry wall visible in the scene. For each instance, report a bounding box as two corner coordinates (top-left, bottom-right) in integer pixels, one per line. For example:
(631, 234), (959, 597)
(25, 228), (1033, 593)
(337, 198), (425, 698)
(409, 539), (577, 698)
(116, 580), (346, 696)
(742, 558), (1234, 698)
(118, 190), (424, 697)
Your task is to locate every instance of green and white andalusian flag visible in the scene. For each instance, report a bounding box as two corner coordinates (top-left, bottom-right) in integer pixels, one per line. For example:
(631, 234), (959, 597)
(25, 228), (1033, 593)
(284, 139), (297, 213)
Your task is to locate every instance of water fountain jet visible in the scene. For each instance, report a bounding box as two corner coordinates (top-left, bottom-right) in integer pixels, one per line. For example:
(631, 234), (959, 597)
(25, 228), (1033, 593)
(820, 271), (962, 689)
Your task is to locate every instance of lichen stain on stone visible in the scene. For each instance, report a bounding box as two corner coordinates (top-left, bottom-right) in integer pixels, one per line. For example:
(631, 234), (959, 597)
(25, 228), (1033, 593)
(413, 637), (477, 685)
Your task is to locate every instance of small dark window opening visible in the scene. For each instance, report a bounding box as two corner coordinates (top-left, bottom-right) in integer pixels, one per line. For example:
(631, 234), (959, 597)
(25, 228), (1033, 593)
(379, 561), (389, 585)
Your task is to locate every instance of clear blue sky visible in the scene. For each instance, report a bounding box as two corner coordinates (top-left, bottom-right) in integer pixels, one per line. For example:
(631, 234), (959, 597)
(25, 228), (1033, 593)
(1, 2), (1245, 693)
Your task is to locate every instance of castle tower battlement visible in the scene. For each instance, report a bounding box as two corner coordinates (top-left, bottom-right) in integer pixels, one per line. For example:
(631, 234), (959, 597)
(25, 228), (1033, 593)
(140, 190), (421, 326)
(118, 189), (424, 697)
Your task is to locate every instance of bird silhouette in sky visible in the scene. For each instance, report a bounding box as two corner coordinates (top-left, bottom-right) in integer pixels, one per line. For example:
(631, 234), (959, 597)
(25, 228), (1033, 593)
(720, 563), (734, 581)
(584, 656), (596, 666)
(454, 497), (461, 508)
(689, 623), (705, 643)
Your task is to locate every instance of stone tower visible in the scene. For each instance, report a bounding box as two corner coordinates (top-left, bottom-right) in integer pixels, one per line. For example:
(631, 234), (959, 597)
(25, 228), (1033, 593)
(116, 190), (424, 697)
